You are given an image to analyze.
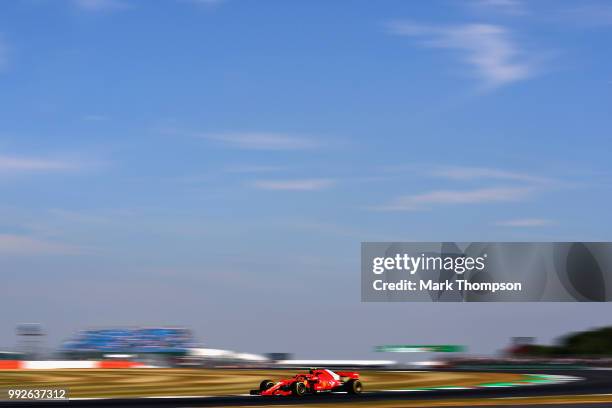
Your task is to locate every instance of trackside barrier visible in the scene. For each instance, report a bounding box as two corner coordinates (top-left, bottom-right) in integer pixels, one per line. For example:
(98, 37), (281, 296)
(0, 360), (145, 369)
(0, 361), (20, 369)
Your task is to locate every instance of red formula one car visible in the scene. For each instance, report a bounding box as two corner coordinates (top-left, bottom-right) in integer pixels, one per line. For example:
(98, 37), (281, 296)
(250, 368), (363, 396)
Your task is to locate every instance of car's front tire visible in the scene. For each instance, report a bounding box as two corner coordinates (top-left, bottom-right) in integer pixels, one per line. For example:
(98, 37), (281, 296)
(291, 381), (307, 396)
(260, 380), (274, 391)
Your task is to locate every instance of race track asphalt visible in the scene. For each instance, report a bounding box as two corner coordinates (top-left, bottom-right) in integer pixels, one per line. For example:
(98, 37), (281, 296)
(1, 369), (611, 407)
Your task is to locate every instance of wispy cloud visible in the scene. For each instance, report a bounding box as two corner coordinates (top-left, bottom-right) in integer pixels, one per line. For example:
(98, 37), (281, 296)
(252, 179), (335, 191)
(494, 218), (555, 227)
(82, 114), (108, 121)
(47, 209), (113, 226)
(225, 165), (286, 174)
(160, 165), (287, 185)
(186, 0), (227, 7)
(205, 132), (319, 151)
(0, 233), (81, 255)
(470, 0), (527, 16)
(387, 21), (536, 88)
(374, 186), (534, 211)
(559, 4), (612, 28)
(431, 166), (554, 184)
(73, 0), (129, 12)
(0, 155), (79, 173)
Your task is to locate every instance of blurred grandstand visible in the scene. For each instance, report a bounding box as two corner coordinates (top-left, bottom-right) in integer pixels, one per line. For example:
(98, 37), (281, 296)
(61, 327), (195, 364)
(62, 327), (194, 354)
(60, 327), (271, 367)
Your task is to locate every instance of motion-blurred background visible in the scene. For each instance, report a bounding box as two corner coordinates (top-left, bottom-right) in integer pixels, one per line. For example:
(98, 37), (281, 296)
(1, 0), (611, 363)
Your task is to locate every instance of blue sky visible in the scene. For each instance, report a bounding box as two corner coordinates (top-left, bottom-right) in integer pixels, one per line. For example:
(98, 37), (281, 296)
(1, 0), (612, 357)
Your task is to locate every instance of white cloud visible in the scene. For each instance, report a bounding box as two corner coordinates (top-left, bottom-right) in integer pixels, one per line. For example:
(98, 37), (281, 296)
(187, 0), (226, 6)
(205, 132), (319, 151)
(470, 0), (527, 16)
(494, 218), (555, 227)
(47, 209), (112, 225)
(375, 186), (533, 211)
(83, 114), (108, 121)
(559, 5), (612, 27)
(431, 166), (553, 184)
(225, 165), (286, 173)
(252, 179), (335, 191)
(387, 21), (535, 88)
(0, 155), (80, 173)
(73, 0), (128, 12)
(0, 234), (81, 255)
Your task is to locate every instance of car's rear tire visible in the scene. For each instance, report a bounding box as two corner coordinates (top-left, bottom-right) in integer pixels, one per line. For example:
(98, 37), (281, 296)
(345, 379), (363, 394)
(291, 381), (307, 396)
(259, 380), (274, 391)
